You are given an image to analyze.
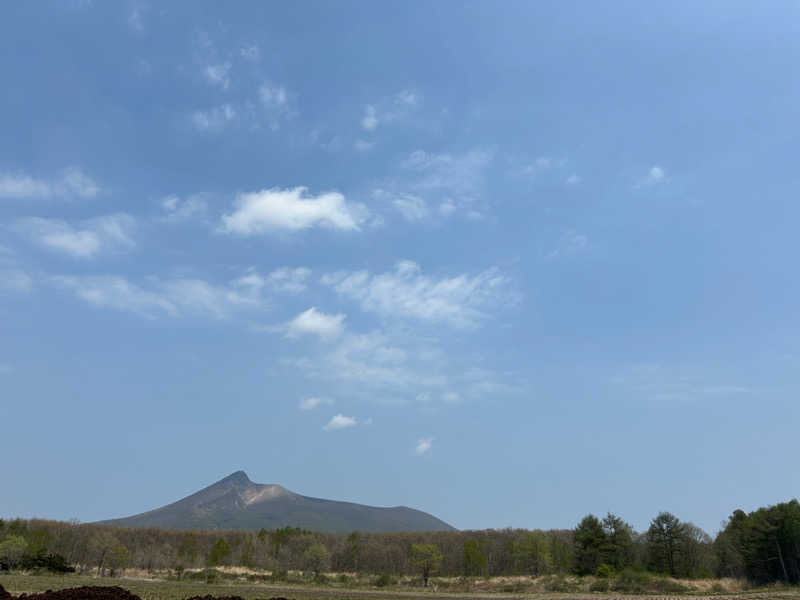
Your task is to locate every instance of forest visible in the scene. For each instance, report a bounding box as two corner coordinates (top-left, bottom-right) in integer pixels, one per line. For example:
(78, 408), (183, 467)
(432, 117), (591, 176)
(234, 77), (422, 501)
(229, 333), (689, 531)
(1, 499), (798, 586)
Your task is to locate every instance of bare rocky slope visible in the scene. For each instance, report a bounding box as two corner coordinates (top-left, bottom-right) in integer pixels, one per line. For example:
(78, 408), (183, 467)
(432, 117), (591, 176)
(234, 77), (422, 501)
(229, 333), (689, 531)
(97, 471), (455, 533)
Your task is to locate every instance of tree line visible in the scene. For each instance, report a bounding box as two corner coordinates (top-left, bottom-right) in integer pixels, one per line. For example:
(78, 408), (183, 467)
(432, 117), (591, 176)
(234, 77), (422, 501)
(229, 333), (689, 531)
(1, 499), (798, 585)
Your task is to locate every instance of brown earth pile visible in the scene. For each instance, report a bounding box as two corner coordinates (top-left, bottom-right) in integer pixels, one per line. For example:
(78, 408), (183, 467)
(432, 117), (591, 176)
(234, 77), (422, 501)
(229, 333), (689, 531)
(184, 596), (245, 600)
(12, 587), (141, 600)
(0, 587), (281, 600)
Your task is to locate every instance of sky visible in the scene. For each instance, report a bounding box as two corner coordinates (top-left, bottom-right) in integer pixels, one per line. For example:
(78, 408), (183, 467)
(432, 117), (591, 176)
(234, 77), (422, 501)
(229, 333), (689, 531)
(1, 1), (800, 537)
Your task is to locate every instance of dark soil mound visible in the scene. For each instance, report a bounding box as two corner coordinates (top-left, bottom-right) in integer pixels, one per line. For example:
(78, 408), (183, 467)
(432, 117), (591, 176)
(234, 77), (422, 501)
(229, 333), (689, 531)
(14, 587), (142, 600)
(184, 596), (245, 600)
(2, 586), (274, 600)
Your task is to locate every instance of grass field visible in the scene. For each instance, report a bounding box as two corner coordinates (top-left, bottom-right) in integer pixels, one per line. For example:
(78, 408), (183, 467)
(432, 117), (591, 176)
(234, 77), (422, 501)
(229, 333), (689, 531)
(2, 573), (800, 600)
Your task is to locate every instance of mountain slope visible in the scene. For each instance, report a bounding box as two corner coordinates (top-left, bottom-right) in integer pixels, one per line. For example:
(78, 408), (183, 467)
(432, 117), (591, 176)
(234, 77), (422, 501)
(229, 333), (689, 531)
(97, 471), (455, 533)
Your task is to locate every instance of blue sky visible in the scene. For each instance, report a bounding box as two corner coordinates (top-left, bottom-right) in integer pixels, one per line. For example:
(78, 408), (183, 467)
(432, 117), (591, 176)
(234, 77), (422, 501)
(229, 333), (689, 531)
(2, 1), (800, 536)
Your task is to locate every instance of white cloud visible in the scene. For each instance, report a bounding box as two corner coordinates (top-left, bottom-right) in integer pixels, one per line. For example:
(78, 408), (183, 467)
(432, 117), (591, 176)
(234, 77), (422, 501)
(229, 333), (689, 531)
(258, 84), (292, 130)
(360, 90), (420, 132)
(354, 139), (375, 152)
(0, 173), (51, 198)
(160, 194), (208, 221)
(128, 4), (145, 33)
(220, 187), (366, 234)
(441, 391), (460, 404)
(204, 62), (231, 90)
(323, 413), (358, 431)
(372, 190), (428, 222)
(53, 271), (273, 319)
(54, 275), (177, 318)
(286, 307), (346, 340)
(394, 89), (420, 106)
(0, 167), (99, 200)
(266, 267), (311, 293)
(566, 174), (581, 185)
(547, 230), (588, 260)
(16, 214), (135, 259)
(259, 84), (287, 107)
(637, 165), (667, 187)
(377, 149), (492, 219)
(361, 105), (378, 131)
(516, 156), (567, 177)
(234, 267), (311, 294)
(299, 397), (333, 410)
(322, 260), (514, 329)
(191, 104), (237, 132)
(240, 44), (260, 61)
(414, 437), (433, 455)
(0, 270), (34, 293)
(60, 167), (100, 197)
(439, 200), (456, 216)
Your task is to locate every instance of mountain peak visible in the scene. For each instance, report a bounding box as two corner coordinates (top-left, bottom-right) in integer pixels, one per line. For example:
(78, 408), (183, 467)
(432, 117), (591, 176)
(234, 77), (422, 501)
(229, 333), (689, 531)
(98, 471), (455, 533)
(219, 470), (251, 485)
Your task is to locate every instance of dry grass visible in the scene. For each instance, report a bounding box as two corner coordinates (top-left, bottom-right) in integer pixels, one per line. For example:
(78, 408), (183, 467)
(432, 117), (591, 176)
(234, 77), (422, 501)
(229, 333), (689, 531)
(2, 571), (797, 600)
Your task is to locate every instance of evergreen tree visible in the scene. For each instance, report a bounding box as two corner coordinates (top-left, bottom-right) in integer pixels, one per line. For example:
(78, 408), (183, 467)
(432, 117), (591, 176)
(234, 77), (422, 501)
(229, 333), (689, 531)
(646, 512), (684, 576)
(573, 515), (605, 575)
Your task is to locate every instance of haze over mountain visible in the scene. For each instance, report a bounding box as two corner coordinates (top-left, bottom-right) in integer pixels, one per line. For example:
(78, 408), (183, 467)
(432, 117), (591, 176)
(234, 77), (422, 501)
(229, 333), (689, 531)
(98, 471), (455, 533)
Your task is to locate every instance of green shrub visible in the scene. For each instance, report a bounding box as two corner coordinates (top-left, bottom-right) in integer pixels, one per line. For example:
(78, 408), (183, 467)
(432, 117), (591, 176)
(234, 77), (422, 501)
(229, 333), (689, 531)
(313, 572), (328, 584)
(270, 566), (288, 582)
(204, 568), (218, 584)
(651, 577), (688, 593)
(543, 575), (573, 592)
(590, 579), (610, 592)
(612, 569), (652, 593)
(375, 573), (394, 587)
(337, 572), (350, 583)
(595, 563), (614, 578)
(711, 582), (726, 593)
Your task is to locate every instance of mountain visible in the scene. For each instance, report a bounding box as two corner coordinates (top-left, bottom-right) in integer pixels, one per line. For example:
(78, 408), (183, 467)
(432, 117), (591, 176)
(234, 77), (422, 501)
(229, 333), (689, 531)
(97, 471), (455, 533)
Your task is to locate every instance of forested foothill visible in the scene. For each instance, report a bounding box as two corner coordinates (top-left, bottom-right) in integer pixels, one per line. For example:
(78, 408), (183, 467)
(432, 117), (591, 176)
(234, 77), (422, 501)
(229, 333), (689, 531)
(1, 499), (799, 590)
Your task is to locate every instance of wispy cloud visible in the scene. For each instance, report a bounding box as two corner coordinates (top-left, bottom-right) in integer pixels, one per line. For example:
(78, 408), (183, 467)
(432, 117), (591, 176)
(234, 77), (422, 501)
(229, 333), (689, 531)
(322, 414), (372, 431)
(636, 165), (667, 188)
(374, 149), (492, 220)
(299, 397), (333, 410)
(361, 105), (378, 131)
(285, 307), (346, 340)
(0, 269), (34, 294)
(160, 194), (208, 222)
(234, 267), (311, 294)
(546, 229), (588, 260)
(359, 90), (421, 131)
(240, 44), (260, 61)
(323, 414), (357, 431)
(204, 62), (231, 90)
(128, 3), (146, 33)
(322, 260), (515, 329)
(15, 214), (135, 259)
(354, 139), (375, 152)
(258, 83), (293, 130)
(52, 270), (275, 319)
(372, 190), (428, 222)
(220, 187), (367, 234)
(190, 104), (237, 132)
(414, 437), (433, 455)
(0, 167), (99, 200)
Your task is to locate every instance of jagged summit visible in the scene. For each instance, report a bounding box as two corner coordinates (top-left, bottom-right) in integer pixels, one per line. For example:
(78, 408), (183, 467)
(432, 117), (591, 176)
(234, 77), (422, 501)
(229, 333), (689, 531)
(217, 470), (252, 486)
(97, 471), (454, 533)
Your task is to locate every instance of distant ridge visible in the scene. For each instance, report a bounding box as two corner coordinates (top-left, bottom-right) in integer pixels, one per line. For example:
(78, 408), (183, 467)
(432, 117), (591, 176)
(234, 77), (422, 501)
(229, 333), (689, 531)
(97, 471), (455, 533)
